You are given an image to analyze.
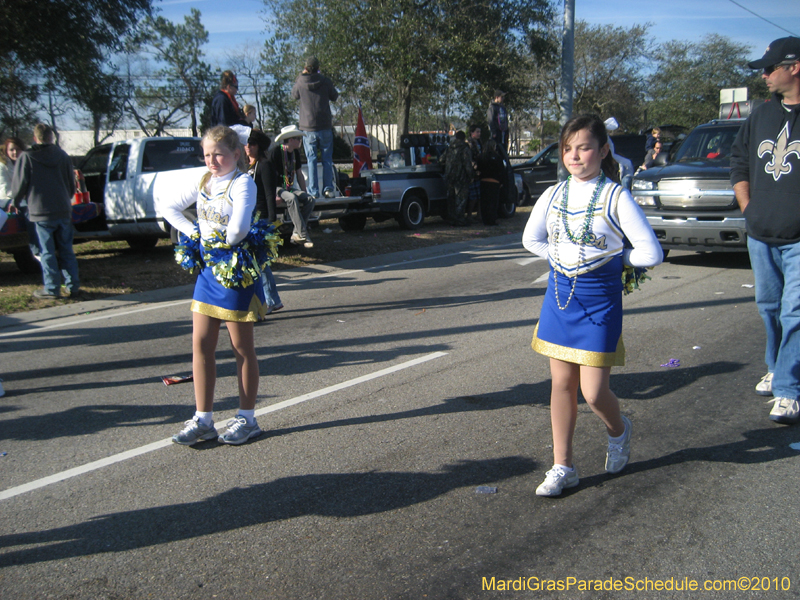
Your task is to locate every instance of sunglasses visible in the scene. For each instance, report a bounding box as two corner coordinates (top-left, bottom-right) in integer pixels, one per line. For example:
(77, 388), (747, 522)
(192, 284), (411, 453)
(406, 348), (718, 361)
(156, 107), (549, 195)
(764, 61), (796, 75)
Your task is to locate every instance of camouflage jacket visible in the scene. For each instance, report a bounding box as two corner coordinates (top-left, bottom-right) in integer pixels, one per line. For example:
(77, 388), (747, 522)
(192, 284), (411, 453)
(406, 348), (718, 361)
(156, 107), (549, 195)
(442, 138), (474, 185)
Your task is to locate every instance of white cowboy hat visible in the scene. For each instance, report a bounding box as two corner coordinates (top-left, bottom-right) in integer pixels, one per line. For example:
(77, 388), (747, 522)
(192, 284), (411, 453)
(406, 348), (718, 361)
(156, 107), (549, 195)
(275, 125), (306, 143)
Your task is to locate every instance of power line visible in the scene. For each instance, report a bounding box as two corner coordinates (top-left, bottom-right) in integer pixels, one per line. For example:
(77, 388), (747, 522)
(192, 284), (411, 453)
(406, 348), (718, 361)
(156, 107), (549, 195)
(727, 0), (799, 37)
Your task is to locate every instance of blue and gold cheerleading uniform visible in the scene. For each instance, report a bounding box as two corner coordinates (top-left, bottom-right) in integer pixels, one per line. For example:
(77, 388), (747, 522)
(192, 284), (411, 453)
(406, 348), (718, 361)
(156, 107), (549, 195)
(522, 176), (662, 367)
(160, 169), (277, 322)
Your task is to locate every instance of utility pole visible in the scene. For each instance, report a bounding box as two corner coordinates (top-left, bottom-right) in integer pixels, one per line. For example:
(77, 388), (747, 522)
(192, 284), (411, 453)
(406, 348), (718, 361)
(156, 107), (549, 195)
(557, 0), (575, 180)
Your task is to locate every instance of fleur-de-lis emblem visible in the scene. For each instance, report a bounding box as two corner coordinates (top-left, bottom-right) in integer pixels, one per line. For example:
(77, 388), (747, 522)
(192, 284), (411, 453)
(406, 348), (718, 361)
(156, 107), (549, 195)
(758, 122), (800, 181)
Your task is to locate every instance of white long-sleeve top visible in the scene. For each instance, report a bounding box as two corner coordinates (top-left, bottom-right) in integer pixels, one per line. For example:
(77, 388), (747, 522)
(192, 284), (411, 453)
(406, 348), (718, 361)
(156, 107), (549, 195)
(160, 170), (256, 246)
(522, 176), (662, 277)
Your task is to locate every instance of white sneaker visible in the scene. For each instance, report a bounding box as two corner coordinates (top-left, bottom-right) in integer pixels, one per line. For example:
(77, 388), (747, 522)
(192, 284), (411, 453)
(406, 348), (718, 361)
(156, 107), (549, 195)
(536, 465), (579, 497)
(303, 237), (314, 249)
(755, 372), (773, 396)
(323, 189), (336, 198)
(606, 415), (632, 474)
(768, 397), (800, 424)
(218, 416), (263, 445)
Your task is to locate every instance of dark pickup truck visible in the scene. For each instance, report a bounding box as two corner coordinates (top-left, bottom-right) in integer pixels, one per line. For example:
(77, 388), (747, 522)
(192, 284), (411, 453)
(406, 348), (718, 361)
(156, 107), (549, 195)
(334, 133), (522, 231)
(631, 118), (746, 254)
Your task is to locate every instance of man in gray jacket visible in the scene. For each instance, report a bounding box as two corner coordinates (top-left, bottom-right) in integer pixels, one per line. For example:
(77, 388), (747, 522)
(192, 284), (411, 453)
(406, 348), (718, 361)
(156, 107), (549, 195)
(291, 56), (339, 199)
(12, 123), (79, 299)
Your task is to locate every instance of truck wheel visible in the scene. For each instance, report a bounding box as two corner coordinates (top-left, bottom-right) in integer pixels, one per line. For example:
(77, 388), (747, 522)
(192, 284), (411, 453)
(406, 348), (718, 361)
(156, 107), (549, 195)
(338, 214), (367, 231)
(12, 248), (41, 274)
(126, 236), (159, 250)
(397, 194), (425, 230)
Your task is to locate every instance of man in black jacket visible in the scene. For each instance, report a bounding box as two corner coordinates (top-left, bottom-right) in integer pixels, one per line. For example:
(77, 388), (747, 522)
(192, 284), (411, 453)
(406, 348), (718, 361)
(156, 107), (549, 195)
(730, 36), (800, 424)
(12, 123), (79, 299)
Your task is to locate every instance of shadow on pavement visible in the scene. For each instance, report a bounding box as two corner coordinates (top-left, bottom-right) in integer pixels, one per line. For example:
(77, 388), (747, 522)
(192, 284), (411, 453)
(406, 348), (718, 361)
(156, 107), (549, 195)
(0, 456), (537, 567)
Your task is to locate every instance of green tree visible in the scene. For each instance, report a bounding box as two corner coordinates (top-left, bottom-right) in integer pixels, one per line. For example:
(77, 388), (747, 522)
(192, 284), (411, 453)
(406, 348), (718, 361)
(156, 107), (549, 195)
(0, 0), (152, 133)
(526, 19), (652, 134)
(259, 31), (301, 133)
(0, 63), (38, 138)
(262, 0), (551, 146)
(143, 9), (213, 136)
(572, 21), (652, 131)
(646, 34), (768, 129)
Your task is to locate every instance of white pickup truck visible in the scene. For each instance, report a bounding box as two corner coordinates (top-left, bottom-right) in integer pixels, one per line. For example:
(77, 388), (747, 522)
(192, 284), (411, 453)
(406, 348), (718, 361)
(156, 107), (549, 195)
(1, 137), (205, 272)
(76, 137), (206, 248)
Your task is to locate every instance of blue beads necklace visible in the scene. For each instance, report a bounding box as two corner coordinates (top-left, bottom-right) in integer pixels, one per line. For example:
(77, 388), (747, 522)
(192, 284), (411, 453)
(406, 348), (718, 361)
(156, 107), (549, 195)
(551, 173), (606, 310)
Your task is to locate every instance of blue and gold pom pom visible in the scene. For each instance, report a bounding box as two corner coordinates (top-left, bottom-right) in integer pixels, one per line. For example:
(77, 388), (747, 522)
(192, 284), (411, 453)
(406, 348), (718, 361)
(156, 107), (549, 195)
(184, 220), (283, 289)
(174, 226), (203, 274)
(622, 265), (651, 295)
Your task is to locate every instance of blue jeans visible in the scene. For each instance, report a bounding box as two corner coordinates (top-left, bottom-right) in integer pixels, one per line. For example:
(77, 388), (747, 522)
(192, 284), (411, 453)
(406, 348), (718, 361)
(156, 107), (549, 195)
(261, 266), (282, 309)
(35, 218), (80, 295)
(14, 205), (41, 257)
(747, 236), (800, 400)
(302, 129), (334, 198)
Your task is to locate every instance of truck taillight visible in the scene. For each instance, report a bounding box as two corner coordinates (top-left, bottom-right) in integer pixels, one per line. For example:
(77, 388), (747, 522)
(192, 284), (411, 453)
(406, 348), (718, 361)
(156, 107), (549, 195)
(371, 180), (381, 199)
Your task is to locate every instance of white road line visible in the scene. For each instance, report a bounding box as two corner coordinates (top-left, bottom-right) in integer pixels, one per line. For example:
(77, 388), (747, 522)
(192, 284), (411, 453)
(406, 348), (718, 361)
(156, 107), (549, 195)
(0, 351), (448, 502)
(514, 257), (544, 266)
(0, 300), (191, 339)
(533, 272), (550, 284)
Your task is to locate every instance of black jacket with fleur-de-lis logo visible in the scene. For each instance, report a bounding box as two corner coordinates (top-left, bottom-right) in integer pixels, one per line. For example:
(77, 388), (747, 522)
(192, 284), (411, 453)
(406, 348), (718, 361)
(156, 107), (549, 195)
(731, 92), (800, 244)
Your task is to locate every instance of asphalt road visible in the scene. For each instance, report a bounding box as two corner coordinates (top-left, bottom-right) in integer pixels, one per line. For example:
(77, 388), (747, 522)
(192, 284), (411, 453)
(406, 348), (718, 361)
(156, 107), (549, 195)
(0, 235), (798, 600)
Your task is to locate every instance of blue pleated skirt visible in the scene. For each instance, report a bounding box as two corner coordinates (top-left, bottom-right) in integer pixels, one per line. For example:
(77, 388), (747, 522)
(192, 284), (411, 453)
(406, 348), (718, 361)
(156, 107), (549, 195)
(191, 266), (267, 322)
(532, 256), (625, 367)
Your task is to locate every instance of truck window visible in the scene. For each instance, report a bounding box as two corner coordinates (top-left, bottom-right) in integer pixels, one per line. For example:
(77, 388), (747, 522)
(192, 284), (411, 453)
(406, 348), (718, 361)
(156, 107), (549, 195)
(142, 139), (204, 173)
(108, 144), (130, 181)
(673, 125), (741, 165)
(78, 145), (112, 176)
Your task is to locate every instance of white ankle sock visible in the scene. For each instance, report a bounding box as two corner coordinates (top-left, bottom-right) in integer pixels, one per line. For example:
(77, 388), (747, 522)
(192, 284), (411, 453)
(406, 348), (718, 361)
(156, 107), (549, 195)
(237, 409), (255, 422)
(195, 411), (213, 426)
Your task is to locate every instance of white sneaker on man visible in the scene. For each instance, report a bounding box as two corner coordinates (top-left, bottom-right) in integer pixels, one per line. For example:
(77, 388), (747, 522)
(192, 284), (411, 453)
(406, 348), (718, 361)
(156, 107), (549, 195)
(768, 397), (800, 424)
(756, 372), (773, 396)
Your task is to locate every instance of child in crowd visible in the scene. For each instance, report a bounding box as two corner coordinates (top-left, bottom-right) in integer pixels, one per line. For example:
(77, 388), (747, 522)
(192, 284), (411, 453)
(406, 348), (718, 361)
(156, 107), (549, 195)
(161, 126), (269, 446)
(245, 128), (283, 317)
(522, 114), (662, 496)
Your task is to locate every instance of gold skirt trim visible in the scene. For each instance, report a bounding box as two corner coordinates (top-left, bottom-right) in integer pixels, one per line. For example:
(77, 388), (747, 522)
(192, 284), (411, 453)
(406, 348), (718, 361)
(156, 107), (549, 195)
(531, 323), (625, 367)
(191, 296), (266, 322)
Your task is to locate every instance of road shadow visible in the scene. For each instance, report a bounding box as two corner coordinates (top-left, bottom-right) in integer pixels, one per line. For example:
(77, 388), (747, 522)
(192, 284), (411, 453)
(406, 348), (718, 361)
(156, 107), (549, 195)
(572, 426), (800, 495)
(0, 456), (536, 567)
(664, 251), (751, 270)
(610, 360), (743, 400)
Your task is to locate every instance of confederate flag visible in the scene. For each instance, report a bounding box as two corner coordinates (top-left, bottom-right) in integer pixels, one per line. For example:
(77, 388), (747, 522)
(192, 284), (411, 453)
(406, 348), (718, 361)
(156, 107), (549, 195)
(353, 102), (373, 178)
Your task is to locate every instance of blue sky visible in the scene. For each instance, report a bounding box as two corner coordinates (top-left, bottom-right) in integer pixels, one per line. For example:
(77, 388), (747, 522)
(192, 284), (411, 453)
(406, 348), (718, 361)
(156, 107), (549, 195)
(156, 0), (800, 65)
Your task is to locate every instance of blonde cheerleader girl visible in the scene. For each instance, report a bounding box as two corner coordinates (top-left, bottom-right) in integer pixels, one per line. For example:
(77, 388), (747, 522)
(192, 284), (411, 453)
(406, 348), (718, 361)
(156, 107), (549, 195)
(162, 125), (278, 445)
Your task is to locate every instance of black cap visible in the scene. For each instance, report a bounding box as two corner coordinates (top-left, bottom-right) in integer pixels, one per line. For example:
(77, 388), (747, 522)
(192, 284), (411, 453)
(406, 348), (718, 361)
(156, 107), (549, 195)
(748, 37), (800, 69)
(305, 56), (320, 72)
(493, 89), (507, 98)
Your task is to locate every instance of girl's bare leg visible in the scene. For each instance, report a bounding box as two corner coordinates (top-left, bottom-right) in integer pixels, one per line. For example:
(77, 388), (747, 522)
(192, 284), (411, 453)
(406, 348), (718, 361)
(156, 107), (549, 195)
(226, 321), (259, 411)
(549, 358), (580, 467)
(193, 312), (222, 413)
(579, 365), (624, 437)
